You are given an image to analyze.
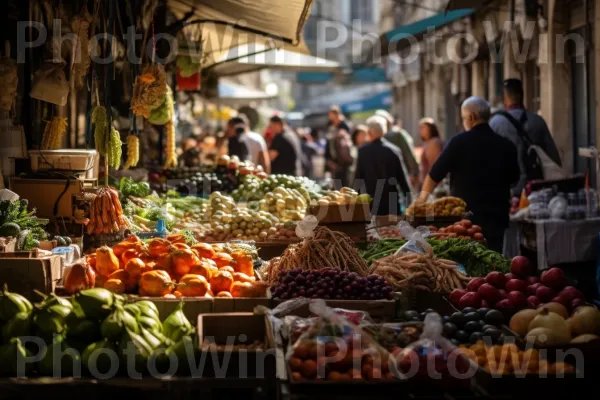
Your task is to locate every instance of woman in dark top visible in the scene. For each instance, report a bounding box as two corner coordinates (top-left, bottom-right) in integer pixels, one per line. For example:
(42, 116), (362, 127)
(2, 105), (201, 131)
(268, 116), (301, 175)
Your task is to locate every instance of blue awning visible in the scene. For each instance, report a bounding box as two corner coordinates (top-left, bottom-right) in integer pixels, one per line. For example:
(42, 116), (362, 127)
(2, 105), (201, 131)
(363, 9), (474, 63)
(296, 67), (388, 84)
(218, 80), (274, 102)
(339, 89), (393, 114)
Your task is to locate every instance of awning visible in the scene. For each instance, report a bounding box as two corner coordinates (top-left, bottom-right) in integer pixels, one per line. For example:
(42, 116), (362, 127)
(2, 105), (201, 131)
(169, 0), (314, 66)
(296, 67), (388, 84)
(339, 89), (393, 114)
(363, 9), (474, 62)
(445, 0), (494, 11)
(206, 43), (340, 77)
(218, 80), (275, 103)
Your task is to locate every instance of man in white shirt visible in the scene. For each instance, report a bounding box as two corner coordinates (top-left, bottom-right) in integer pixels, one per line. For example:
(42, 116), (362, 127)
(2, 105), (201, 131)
(238, 114), (271, 173)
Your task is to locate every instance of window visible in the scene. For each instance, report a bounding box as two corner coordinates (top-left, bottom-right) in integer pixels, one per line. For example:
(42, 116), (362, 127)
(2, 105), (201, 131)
(351, 0), (373, 23)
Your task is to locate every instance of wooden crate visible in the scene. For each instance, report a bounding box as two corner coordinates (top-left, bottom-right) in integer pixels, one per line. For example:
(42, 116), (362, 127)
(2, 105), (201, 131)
(307, 203), (371, 224)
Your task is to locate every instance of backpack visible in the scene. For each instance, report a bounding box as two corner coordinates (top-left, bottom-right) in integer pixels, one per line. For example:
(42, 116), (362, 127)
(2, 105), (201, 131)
(494, 111), (565, 181)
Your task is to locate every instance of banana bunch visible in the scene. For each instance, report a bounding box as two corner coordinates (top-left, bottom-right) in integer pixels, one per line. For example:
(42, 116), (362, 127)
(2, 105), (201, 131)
(87, 187), (129, 235)
(123, 134), (140, 170)
(41, 117), (68, 150)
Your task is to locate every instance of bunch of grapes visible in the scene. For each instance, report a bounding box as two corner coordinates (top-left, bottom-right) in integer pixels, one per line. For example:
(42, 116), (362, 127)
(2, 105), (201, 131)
(271, 268), (394, 301)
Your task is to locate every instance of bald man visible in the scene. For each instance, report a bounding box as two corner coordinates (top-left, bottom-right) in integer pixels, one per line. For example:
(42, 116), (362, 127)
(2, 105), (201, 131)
(416, 97), (519, 252)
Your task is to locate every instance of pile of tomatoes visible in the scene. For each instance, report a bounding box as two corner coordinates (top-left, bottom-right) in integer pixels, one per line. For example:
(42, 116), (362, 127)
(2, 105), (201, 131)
(429, 220), (485, 241)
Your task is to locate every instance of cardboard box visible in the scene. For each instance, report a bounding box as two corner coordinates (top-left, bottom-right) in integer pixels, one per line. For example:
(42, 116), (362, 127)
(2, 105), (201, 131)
(9, 178), (84, 219)
(197, 313), (276, 379)
(213, 297), (271, 313)
(0, 254), (62, 300)
(308, 203), (371, 223)
(127, 297), (213, 322)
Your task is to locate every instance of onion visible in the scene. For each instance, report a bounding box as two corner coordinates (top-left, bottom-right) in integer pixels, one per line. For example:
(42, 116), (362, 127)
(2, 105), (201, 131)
(540, 302), (569, 319)
(528, 307), (571, 345)
(509, 309), (538, 337)
(571, 334), (600, 343)
(526, 327), (567, 347)
(570, 306), (600, 337)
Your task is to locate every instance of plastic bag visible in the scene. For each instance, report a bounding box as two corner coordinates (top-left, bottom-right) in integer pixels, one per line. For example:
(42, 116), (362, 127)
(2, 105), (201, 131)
(396, 222), (433, 257)
(286, 299), (395, 382)
(295, 215), (319, 239)
(396, 313), (475, 388)
(30, 61), (69, 106)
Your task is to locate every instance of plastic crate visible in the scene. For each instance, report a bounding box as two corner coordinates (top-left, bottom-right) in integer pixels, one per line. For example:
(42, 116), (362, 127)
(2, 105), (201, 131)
(29, 149), (98, 179)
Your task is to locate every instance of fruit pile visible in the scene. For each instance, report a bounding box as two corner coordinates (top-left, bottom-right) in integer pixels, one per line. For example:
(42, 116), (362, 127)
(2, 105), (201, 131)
(0, 286), (196, 377)
(363, 323), (423, 352)
(430, 220), (484, 241)
(406, 196), (466, 217)
(510, 305), (600, 347)
(258, 187), (308, 221)
(68, 235), (267, 299)
(270, 268), (394, 301)
(459, 343), (575, 375)
(231, 174), (320, 203)
(451, 257), (562, 315)
(316, 188), (370, 206)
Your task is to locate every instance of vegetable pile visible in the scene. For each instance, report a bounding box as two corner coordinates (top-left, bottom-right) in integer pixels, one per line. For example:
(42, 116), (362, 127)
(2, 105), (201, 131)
(431, 219), (485, 241)
(265, 226), (370, 284)
(76, 235), (267, 299)
(231, 174), (321, 203)
(406, 196), (466, 217)
(0, 286), (197, 377)
(362, 238), (510, 277)
(370, 252), (470, 293)
(0, 199), (48, 250)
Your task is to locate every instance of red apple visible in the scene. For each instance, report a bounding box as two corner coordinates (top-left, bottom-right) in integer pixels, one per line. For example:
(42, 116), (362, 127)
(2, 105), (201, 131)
(467, 278), (486, 292)
(507, 291), (527, 308)
(535, 285), (556, 302)
(495, 299), (516, 317)
(498, 289), (508, 299)
(486, 272), (507, 289)
(540, 267), (566, 290)
(511, 256), (534, 278)
(527, 296), (541, 308)
(558, 286), (584, 305)
(477, 283), (502, 305)
(550, 296), (566, 306)
(527, 283), (542, 296)
(505, 279), (527, 293)
(450, 289), (468, 306)
(481, 299), (490, 308)
(524, 276), (540, 286)
(458, 292), (482, 310)
(570, 298), (585, 311)
(505, 273), (518, 281)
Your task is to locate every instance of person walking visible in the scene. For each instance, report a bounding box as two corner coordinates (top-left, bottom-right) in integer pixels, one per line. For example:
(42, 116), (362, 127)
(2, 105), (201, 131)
(268, 116), (302, 176)
(418, 118), (443, 188)
(238, 114), (271, 173)
(325, 106), (353, 188)
(226, 117), (250, 162)
(355, 116), (411, 216)
(376, 110), (419, 190)
(489, 79), (562, 196)
(349, 124), (369, 185)
(416, 97), (520, 252)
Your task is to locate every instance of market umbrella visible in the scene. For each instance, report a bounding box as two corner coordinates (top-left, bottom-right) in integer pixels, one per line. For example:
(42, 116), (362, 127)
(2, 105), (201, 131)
(204, 43), (340, 77)
(168, 0), (314, 66)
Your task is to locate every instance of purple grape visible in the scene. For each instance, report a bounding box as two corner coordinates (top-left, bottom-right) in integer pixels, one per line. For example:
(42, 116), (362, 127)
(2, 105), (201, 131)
(298, 290), (306, 297)
(283, 275), (294, 284)
(349, 272), (359, 279)
(335, 295), (343, 300)
(341, 279), (350, 286)
(370, 293), (377, 300)
(317, 289), (325, 296)
(311, 294), (319, 299)
(367, 275), (378, 282)
(323, 294), (330, 299)
(280, 293), (289, 300)
(344, 286), (352, 293)
(350, 282), (359, 289)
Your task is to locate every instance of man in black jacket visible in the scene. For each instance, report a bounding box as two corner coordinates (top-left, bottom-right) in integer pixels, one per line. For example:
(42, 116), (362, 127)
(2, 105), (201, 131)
(417, 97), (520, 252)
(355, 115), (411, 216)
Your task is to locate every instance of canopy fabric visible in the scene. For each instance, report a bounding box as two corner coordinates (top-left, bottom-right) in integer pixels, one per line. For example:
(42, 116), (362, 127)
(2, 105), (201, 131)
(296, 67), (388, 84)
(169, 0), (314, 67)
(445, 0), (495, 11)
(218, 80), (275, 103)
(206, 44), (340, 77)
(339, 89), (393, 114)
(363, 9), (474, 63)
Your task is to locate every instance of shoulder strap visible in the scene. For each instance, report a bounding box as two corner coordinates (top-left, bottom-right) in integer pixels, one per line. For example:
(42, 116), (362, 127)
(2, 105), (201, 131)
(494, 110), (533, 146)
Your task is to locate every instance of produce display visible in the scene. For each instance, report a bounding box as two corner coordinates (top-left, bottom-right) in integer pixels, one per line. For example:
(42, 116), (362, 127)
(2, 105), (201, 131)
(406, 196), (466, 217)
(231, 174), (320, 203)
(459, 343), (575, 375)
(451, 259), (585, 317)
(270, 268), (394, 301)
(430, 220), (485, 241)
(265, 226), (370, 284)
(509, 305), (600, 347)
(0, 199), (48, 250)
(71, 235), (266, 299)
(258, 187), (308, 221)
(363, 323), (423, 352)
(370, 252), (470, 292)
(362, 238), (510, 276)
(86, 187), (129, 235)
(175, 156), (249, 195)
(0, 286), (196, 377)
(316, 187), (370, 206)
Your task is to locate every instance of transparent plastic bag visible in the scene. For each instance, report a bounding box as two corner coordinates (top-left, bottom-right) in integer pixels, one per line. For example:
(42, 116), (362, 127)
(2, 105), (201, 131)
(286, 299), (395, 382)
(396, 222), (433, 257)
(396, 313), (476, 388)
(295, 215), (319, 239)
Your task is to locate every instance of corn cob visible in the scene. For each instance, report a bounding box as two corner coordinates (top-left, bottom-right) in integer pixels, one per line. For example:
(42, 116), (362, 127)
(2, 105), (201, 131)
(41, 117), (68, 150)
(163, 120), (177, 169)
(123, 134), (139, 169)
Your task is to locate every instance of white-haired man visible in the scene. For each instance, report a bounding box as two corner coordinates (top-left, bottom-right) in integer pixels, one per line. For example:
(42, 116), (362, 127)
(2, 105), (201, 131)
(355, 115), (411, 216)
(416, 97), (520, 252)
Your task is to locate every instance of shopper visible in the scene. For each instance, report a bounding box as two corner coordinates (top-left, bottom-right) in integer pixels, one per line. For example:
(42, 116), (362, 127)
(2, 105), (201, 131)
(416, 97), (520, 252)
(489, 78), (562, 196)
(418, 118), (443, 188)
(268, 116), (302, 176)
(350, 124), (369, 185)
(226, 117), (250, 162)
(325, 105), (353, 188)
(238, 114), (271, 173)
(355, 116), (411, 216)
(376, 110), (419, 190)
(299, 129), (319, 180)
